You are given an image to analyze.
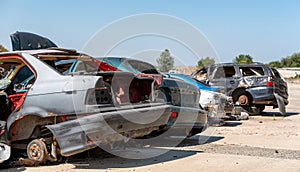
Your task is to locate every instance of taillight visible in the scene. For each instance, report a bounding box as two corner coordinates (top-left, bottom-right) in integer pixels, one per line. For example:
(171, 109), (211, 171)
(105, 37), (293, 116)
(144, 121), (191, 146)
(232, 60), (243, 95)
(266, 81), (274, 87)
(266, 76), (274, 87)
(170, 112), (178, 118)
(61, 115), (67, 122)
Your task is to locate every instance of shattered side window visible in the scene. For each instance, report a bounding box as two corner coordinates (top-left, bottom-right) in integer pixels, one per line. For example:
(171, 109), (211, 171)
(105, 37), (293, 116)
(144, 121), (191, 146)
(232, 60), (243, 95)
(213, 66), (235, 79)
(239, 67), (264, 76)
(224, 66), (236, 77)
(213, 67), (225, 79)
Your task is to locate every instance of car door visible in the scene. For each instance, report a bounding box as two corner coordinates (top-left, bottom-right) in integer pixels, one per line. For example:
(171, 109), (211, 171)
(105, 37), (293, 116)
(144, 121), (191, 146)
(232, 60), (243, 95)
(209, 65), (239, 95)
(270, 67), (288, 100)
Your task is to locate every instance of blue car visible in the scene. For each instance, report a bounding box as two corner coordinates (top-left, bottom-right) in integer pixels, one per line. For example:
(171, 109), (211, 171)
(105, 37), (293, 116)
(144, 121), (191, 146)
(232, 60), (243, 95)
(167, 73), (220, 92)
(167, 73), (233, 119)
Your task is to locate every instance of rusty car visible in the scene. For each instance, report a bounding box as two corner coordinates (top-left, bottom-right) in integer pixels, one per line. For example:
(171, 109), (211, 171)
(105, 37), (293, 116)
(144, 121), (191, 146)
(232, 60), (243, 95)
(0, 48), (187, 164)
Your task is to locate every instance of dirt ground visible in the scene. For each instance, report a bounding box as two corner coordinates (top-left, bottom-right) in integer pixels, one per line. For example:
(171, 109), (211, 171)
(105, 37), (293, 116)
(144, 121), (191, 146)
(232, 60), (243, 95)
(7, 83), (300, 172)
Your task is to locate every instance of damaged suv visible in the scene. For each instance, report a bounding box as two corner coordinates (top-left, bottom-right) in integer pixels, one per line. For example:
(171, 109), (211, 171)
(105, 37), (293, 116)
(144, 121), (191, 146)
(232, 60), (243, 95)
(0, 49), (186, 164)
(194, 63), (288, 115)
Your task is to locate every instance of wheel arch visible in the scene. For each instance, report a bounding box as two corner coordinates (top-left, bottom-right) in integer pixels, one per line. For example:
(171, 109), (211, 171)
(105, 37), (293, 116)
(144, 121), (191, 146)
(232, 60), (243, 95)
(8, 114), (56, 142)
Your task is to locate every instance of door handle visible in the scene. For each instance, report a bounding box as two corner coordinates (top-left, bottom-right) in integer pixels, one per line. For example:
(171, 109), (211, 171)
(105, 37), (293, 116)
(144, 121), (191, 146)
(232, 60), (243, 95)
(230, 80), (235, 84)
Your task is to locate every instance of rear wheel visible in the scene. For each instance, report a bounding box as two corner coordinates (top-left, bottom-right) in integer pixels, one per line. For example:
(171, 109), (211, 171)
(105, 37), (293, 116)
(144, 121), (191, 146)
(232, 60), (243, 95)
(233, 91), (252, 106)
(27, 139), (48, 164)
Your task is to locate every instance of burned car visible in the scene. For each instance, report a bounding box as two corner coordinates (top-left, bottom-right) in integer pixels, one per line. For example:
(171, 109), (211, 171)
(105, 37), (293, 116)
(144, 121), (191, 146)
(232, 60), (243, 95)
(193, 63), (289, 115)
(0, 49), (183, 164)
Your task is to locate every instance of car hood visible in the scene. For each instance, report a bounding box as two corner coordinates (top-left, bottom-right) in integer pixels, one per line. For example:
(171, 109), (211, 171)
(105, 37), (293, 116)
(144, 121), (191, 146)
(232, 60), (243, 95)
(10, 31), (57, 51)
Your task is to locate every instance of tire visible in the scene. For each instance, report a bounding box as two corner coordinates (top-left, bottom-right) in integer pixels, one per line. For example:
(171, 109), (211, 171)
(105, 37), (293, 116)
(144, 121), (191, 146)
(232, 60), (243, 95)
(233, 91), (252, 106)
(188, 128), (204, 137)
(27, 139), (48, 164)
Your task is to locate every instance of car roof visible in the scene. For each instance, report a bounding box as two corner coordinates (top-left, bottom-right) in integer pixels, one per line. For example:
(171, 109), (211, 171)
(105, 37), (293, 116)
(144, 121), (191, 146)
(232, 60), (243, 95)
(211, 62), (266, 67)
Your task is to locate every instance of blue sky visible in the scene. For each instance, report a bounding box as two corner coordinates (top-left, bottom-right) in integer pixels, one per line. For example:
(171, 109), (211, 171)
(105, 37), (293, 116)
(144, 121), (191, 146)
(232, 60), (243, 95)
(1, 0), (300, 65)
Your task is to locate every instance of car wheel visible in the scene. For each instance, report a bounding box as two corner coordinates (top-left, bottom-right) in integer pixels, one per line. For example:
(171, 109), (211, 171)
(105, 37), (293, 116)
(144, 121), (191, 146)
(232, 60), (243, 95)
(233, 91), (252, 106)
(27, 139), (48, 164)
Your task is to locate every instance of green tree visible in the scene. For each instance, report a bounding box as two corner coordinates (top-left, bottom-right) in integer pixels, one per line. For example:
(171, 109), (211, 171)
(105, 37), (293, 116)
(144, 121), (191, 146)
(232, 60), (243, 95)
(268, 61), (282, 68)
(156, 49), (174, 72)
(282, 53), (300, 67)
(270, 52), (300, 68)
(233, 54), (254, 64)
(0, 44), (8, 52)
(197, 57), (215, 68)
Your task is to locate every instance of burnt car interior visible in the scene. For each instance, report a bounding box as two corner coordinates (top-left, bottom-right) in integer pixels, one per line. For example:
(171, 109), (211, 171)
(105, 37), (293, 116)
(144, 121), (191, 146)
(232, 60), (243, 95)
(213, 66), (236, 78)
(239, 67), (264, 76)
(0, 57), (35, 120)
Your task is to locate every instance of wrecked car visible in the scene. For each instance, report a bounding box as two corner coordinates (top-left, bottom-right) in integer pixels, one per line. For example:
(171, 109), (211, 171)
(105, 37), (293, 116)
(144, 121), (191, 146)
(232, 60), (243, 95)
(97, 57), (208, 135)
(193, 63), (289, 115)
(0, 49), (183, 164)
(167, 73), (234, 123)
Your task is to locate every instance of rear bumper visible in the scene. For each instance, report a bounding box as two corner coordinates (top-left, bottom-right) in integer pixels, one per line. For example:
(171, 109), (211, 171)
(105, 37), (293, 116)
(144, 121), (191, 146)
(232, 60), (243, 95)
(47, 104), (172, 157)
(167, 106), (208, 135)
(248, 87), (275, 104)
(247, 87), (288, 105)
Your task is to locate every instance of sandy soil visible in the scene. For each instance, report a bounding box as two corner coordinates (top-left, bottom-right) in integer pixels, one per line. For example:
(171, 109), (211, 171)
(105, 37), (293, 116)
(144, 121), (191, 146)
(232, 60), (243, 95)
(7, 83), (300, 172)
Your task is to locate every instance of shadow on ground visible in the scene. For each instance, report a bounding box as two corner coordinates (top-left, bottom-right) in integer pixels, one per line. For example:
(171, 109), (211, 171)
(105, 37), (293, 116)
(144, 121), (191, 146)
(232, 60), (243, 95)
(219, 121), (243, 127)
(67, 134), (224, 170)
(177, 135), (224, 147)
(2, 134), (225, 171)
(261, 111), (299, 117)
(69, 148), (201, 170)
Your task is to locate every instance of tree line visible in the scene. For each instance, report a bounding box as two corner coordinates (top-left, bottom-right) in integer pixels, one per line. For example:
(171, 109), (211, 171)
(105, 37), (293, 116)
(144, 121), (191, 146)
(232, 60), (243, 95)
(268, 52), (300, 68)
(155, 48), (300, 72)
(196, 53), (300, 69)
